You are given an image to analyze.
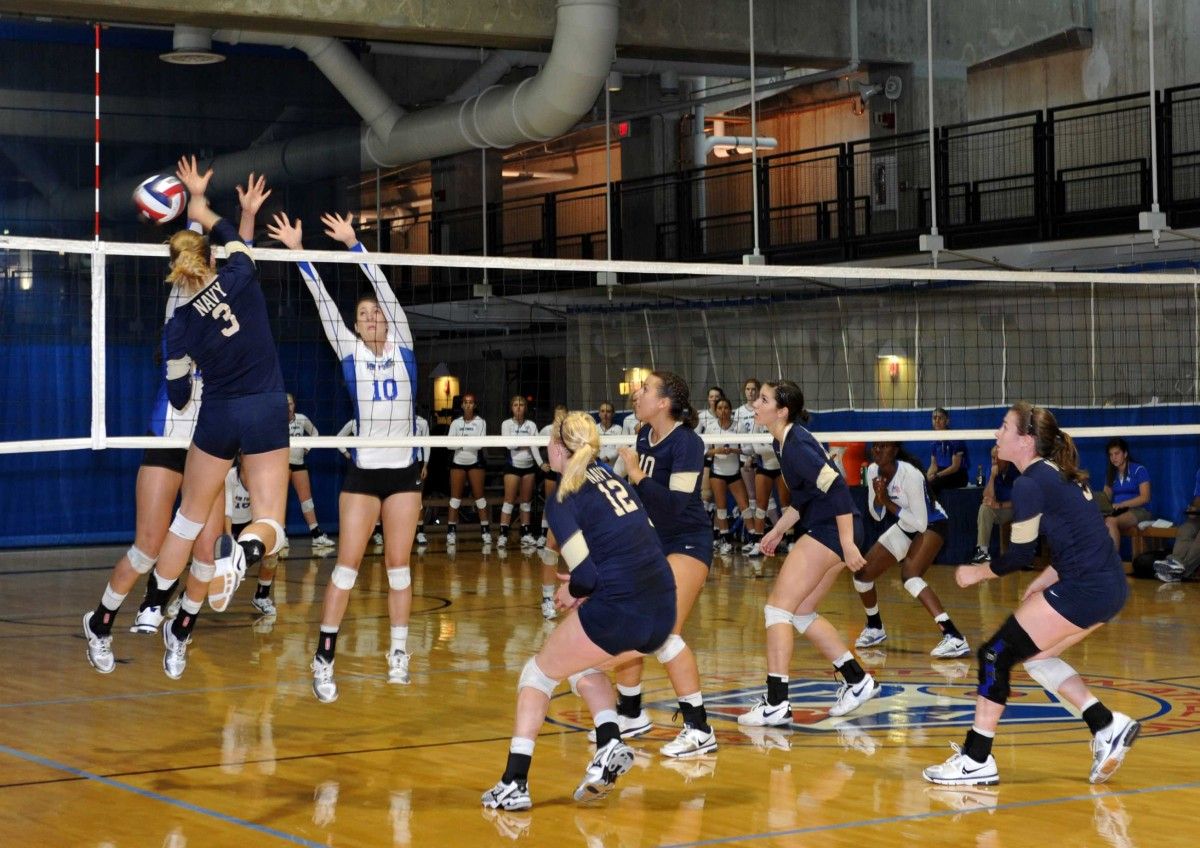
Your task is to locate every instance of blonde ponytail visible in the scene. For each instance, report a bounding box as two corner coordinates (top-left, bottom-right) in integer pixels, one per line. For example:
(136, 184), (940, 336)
(556, 411), (600, 501)
(166, 229), (212, 294)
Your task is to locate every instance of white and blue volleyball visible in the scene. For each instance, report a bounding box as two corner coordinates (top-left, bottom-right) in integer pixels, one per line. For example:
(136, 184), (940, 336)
(133, 174), (188, 225)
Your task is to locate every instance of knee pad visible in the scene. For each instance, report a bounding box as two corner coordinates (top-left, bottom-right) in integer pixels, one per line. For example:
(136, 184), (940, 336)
(387, 566), (411, 591)
(518, 657), (559, 697)
(449, 498), (462, 510)
(903, 576), (929, 598)
(747, 499), (758, 511)
(654, 634), (686, 665)
(330, 564), (358, 591)
(260, 519), (287, 555)
(567, 667), (603, 696)
(716, 509), (728, 521)
(190, 558), (216, 583)
(300, 498), (315, 513)
(126, 545), (156, 575)
(792, 611), (819, 634)
(977, 615), (1040, 705)
(852, 577), (874, 594)
(169, 510), (204, 541)
(1024, 657), (1077, 694)
(475, 498), (488, 512)
(501, 502), (515, 516)
(754, 508), (767, 520)
(520, 502), (532, 514)
(764, 604), (794, 628)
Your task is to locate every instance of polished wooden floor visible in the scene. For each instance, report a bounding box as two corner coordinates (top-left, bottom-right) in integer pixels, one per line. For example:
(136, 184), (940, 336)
(0, 539), (1197, 847)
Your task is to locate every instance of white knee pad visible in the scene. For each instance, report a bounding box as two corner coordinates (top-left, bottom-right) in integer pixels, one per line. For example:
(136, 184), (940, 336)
(501, 502), (515, 516)
(169, 510), (204, 541)
(259, 519), (287, 555)
(852, 577), (875, 593)
(764, 604), (794, 628)
(520, 502), (532, 514)
(1024, 657), (1077, 694)
(300, 498), (315, 513)
(330, 564), (358, 591)
(126, 545), (156, 575)
(518, 657), (559, 697)
(387, 566), (411, 591)
(716, 509), (728, 520)
(190, 558), (216, 582)
(754, 508), (767, 520)
(792, 611), (819, 634)
(475, 498), (488, 512)
(567, 667), (603, 696)
(449, 497), (462, 510)
(903, 576), (929, 598)
(655, 634), (687, 665)
(747, 499), (758, 511)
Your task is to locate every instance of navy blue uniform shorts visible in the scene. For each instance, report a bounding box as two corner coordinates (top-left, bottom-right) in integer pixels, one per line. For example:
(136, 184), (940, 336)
(802, 515), (864, 561)
(192, 392), (289, 461)
(660, 530), (714, 567)
(579, 593), (677, 656)
(1044, 577), (1128, 629)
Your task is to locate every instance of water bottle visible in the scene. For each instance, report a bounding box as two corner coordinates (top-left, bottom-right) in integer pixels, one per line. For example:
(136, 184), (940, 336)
(860, 462), (869, 487)
(975, 464), (984, 487)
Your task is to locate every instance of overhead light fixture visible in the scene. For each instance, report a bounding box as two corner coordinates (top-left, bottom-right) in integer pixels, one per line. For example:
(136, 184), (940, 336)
(876, 342), (906, 360)
(160, 25), (225, 65)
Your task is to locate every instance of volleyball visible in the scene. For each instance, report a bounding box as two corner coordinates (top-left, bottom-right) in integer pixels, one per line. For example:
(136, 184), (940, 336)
(133, 174), (187, 224)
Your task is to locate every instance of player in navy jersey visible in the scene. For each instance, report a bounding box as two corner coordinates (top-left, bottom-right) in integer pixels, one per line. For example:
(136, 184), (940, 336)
(481, 412), (676, 811)
(738, 380), (880, 727)
(268, 211), (423, 700)
(612, 372), (717, 758)
(924, 402), (1138, 786)
(854, 442), (969, 659)
(82, 166), (276, 676)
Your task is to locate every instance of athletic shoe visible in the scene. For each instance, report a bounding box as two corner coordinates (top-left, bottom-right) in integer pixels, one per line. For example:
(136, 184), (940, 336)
(923, 743), (999, 785)
(481, 779), (532, 811)
(573, 739), (635, 801)
(830, 717), (878, 755)
(828, 673), (880, 717)
(969, 546), (991, 564)
(445, 531), (457, 548)
(931, 634), (971, 659)
(1090, 712), (1140, 784)
(535, 535), (547, 549)
(1154, 558), (1185, 582)
(741, 541), (755, 554)
(747, 543), (764, 558)
(372, 532), (384, 547)
(737, 696), (792, 726)
(83, 611), (115, 673)
(659, 754), (717, 782)
(541, 597), (556, 621)
(250, 595), (276, 616)
(130, 604), (164, 634)
(481, 531), (493, 546)
(166, 594), (183, 620)
(855, 626), (888, 648)
(313, 533), (335, 548)
(482, 807), (532, 840)
(717, 539), (733, 554)
(311, 657), (338, 703)
(661, 724), (718, 758)
(738, 725), (792, 752)
(520, 534), (537, 548)
(587, 710), (654, 742)
(497, 534), (508, 549)
(416, 532), (428, 546)
(209, 534), (247, 613)
(387, 649), (411, 685)
(162, 625), (189, 680)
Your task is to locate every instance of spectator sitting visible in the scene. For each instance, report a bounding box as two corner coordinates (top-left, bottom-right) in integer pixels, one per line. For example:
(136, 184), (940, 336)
(926, 407), (969, 499)
(1102, 437), (1152, 552)
(1154, 467), (1200, 582)
(970, 446), (1019, 564)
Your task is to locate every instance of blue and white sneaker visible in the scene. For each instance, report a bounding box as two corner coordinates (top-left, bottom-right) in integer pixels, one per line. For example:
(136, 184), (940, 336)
(828, 673), (879, 717)
(737, 696), (792, 726)
(923, 743), (1000, 786)
(573, 739), (635, 801)
(1090, 712), (1140, 784)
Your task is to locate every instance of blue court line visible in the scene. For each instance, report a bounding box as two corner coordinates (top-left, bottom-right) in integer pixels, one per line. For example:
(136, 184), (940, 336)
(0, 742), (326, 847)
(657, 780), (1200, 848)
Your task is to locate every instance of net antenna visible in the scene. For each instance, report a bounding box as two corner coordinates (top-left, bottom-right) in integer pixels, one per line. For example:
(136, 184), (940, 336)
(1140, 0), (1168, 245)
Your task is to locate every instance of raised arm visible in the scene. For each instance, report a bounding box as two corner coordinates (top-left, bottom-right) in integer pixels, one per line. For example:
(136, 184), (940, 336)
(175, 155), (219, 233)
(268, 212), (357, 360)
(236, 172), (272, 243)
(323, 212), (414, 351)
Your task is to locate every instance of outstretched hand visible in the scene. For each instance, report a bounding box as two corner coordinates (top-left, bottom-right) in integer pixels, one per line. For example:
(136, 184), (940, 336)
(175, 155), (213, 197)
(267, 212), (304, 250)
(321, 212), (358, 247)
(236, 172), (272, 216)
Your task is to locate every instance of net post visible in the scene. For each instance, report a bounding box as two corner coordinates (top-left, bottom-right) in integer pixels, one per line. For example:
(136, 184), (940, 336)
(90, 243), (107, 450)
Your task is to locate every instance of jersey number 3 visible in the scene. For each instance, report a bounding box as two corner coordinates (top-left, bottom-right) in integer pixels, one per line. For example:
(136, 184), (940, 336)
(598, 479), (638, 516)
(213, 303), (240, 337)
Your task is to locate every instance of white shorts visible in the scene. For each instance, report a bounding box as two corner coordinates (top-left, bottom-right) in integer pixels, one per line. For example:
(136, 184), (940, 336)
(878, 523), (916, 561)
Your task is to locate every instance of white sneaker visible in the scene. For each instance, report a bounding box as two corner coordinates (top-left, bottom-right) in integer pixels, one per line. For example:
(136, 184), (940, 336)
(250, 595), (277, 616)
(748, 542), (764, 558)
(855, 626), (888, 648)
(541, 597), (556, 620)
(313, 533), (335, 548)
(828, 673), (880, 717)
(481, 531), (493, 545)
(446, 531), (457, 548)
(831, 717), (878, 755)
(573, 739), (635, 801)
(162, 624), (189, 680)
(737, 697), (792, 726)
(387, 649), (411, 685)
(923, 743), (999, 785)
(481, 779), (532, 811)
(209, 534), (247, 613)
(1154, 558), (1185, 582)
(969, 546), (991, 564)
(83, 611), (115, 673)
(130, 605), (164, 634)
(717, 539), (733, 554)
(661, 725), (718, 758)
(497, 534), (507, 549)
(372, 532), (384, 547)
(738, 725), (792, 752)
(416, 532), (428, 546)
(931, 634), (970, 658)
(1090, 712), (1140, 784)
(520, 533), (537, 547)
(311, 657), (338, 703)
(166, 594), (182, 619)
(535, 535), (547, 549)
(741, 541), (755, 554)
(587, 710), (654, 742)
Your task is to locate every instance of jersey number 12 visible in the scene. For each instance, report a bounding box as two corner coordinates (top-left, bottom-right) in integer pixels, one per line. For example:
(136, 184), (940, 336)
(598, 478), (638, 516)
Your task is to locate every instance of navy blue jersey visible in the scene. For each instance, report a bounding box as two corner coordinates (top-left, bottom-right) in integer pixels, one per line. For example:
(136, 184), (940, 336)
(993, 459), (1124, 587)
(775, 423), (858, 528)
(932, 438), (969, 471)
(632, 422), (709, 540)
(545, 463), (676, 601)
(164, 218), (284, 406)
(992, 463), (1019, 502)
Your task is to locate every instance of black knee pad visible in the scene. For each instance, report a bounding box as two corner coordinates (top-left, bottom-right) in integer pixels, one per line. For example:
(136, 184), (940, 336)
(240, 539), (265, 569)
(976, 615), (1039, 705)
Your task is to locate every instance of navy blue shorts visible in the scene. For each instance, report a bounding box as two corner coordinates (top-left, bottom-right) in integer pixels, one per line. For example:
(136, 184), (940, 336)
(1044, 577), (1128, 629)
(802, 515), (864, 561)
(659, 531), (714, 568)
(192, 393), (289, 461)
(579, 593), (677, 656)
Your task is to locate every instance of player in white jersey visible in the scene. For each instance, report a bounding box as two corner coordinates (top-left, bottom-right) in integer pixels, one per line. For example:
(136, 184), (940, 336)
(596, 401), (623, 467)
(695, 386), (725, 523)
(447, 394), (490, 547)
(705, 397), (751, 555)
(268, 211), (422, 701)
(733, 378), (762, 552)
(286, 394), (334, 548)
(413, 414), (430, 546)
(223, 456), (280, 616)
(499, 396), (540, 549)
(85, 176), (269, 669)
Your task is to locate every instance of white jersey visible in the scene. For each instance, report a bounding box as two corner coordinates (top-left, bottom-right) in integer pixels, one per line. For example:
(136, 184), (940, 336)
(340, 414), (429, 461)
(733, 403), (758, 467)
(449, 416), (487, 465)
(696, 408), (717, 435)
(621, 414), (641, 436)
(866, 460), (948, 533)
(502, 418), (539, 468)
(288, 413), (318, 465)
(224, 466), (252, 526)
(297, 244), (416, 470)
(597, 423), (623, 464)
(149, 283), (203, 440)
(705, 420), (743, 477)
(748, 423), (781, 470)
(414, 415), (430, 463)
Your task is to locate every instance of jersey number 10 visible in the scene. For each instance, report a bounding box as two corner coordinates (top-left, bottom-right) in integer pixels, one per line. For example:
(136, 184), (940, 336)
(372, 378), (399, 401)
